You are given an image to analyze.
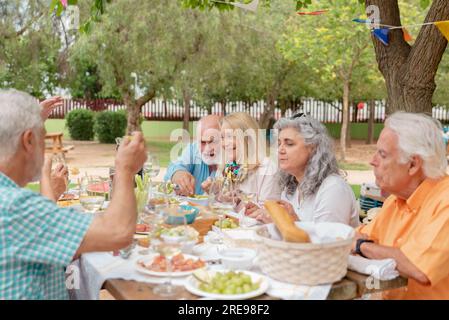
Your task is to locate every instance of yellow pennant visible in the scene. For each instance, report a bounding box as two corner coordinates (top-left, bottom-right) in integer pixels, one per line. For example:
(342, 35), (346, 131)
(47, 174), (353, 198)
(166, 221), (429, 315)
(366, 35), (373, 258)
(435, 21), (449, 41)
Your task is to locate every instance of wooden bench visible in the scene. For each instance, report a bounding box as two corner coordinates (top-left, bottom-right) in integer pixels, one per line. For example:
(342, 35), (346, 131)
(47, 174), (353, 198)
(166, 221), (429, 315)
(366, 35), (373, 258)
(45, 132), (74, 158)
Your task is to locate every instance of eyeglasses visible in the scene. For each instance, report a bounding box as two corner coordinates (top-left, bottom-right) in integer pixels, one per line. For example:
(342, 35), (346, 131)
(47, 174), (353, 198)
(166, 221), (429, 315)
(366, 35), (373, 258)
(291, 112), (306, 120)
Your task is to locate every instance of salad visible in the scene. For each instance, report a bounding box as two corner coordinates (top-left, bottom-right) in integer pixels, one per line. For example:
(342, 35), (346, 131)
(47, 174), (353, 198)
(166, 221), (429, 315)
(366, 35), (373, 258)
(160, 226), (199, 241)
(193, 270), (260, 295)
(214, 218), (239, 229)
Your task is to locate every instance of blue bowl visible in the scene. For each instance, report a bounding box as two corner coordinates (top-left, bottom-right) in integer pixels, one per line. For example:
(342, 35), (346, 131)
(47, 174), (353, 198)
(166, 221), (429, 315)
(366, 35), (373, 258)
(165, 205), (199, 225)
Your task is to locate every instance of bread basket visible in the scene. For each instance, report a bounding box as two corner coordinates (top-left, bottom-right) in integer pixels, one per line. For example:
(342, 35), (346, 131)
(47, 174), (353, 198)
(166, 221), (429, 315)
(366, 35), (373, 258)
(255, 222), (354, 286)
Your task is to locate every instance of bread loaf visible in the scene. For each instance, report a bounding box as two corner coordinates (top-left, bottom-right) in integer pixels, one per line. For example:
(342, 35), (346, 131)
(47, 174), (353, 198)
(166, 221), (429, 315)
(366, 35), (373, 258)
(264, 200), (310, 243)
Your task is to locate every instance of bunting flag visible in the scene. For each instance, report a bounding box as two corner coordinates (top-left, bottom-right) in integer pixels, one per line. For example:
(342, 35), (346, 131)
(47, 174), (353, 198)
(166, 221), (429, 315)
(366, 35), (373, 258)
(372, 28), (390, 46)
(352, 18), (369, 23)
(297, 10), (328, 16)
(60, 0), (68, 7)
(210, 0), (259, 12)
(403, 28), (413, 42)
(231, 0), (259, 12)
(353, 18), (449, 45)
(435, 21), (449, 41)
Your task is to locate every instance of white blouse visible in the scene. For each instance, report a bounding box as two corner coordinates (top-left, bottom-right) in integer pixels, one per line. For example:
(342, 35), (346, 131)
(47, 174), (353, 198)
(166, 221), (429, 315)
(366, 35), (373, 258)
(238, 157), (282, 203)
(215, 157), (282, 203)
(281, 174), (360, 228)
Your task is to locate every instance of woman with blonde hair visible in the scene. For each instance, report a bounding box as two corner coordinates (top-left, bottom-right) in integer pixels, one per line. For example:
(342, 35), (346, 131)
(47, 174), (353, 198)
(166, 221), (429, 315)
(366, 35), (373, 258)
(202, 112), (281, 205)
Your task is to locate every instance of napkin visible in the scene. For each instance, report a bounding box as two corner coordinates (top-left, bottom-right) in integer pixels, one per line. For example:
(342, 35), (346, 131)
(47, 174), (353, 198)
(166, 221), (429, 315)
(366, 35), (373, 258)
(266, 278), (332, 300)
(264, 222), (354, 244)
(348, 255), (399, 281)
(225, 208), (261, 228)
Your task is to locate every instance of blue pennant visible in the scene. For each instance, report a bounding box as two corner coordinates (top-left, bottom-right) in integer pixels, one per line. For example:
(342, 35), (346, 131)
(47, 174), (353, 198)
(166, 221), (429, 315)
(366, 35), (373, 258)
(352, 18), (369, 23)
(372, 28), (390, 46)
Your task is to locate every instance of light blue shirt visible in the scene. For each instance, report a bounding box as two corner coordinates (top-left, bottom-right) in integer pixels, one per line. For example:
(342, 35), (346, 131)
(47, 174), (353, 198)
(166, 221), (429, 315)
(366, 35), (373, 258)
(0, 172), (93, 300)
(164, 143), (214, 195)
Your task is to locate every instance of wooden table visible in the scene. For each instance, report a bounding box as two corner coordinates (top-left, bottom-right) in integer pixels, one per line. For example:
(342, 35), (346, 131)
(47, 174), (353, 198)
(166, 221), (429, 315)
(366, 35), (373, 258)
(104, 271), (407, 300)
(45, 132), (74, 157)
(104, 218), (407, 300)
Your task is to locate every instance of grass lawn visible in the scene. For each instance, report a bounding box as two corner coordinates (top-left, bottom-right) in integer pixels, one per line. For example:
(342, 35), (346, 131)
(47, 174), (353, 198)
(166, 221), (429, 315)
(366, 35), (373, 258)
(26, 183), (41, 193)
(146, 140), (177, 167)
(27, 180), (362, 200)
(351, 184), (361, 199)
(46, 119), (197, 141)
(25, 183), (77, 193)
(338, 162), (371, 171)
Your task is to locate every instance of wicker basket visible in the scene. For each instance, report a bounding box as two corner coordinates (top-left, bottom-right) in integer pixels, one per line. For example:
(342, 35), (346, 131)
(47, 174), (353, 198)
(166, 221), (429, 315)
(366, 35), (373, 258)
(255, 225), (354, 286)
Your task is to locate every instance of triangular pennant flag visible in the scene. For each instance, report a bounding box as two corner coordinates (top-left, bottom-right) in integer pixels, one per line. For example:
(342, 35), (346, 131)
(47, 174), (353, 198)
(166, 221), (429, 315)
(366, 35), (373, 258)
(403, 28), (413, 42)
(435, 21), (449, 41)
(372, 28), (390, 46)
(352, 18), (369, 23)
(230, 0), (259, 12)
(297, 10), (328, 16)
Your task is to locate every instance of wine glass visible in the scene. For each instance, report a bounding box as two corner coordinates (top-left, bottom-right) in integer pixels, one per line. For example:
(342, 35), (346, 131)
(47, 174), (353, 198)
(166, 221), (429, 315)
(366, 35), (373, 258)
(139, 207), (165, 255)
(207, 177), (228, 239)
(52, 154), (69, 195)
(143, 154), (160, 198)
(152, 208), (187, 297)
(237, 191), (257, 226)
(79, 176), (106, 214)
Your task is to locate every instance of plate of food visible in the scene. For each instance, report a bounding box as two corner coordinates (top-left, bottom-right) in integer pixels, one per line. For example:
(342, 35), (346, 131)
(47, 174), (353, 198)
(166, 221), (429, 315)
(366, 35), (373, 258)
(212, 218), (239, 230)
(135, 223), (151, 235)
(135, 253), (206, 277)
(182, 194), (209, 206)
(159, 225), (199, 242)
(57, 199), (80, 208)
(185, 269), (269, 300)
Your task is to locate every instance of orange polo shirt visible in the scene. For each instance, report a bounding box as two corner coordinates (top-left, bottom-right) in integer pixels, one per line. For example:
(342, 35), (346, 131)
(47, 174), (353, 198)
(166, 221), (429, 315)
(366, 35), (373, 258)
(358, 176), (449, 300)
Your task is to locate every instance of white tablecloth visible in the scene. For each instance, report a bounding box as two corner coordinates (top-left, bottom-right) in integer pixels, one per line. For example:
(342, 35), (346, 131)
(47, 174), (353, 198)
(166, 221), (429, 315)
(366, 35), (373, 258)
(69, 244), (331, 300)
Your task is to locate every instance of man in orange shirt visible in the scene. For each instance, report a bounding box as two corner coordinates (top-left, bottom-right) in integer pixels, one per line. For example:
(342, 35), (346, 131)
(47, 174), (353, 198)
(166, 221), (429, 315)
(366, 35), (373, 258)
(354, 112), (449, 299)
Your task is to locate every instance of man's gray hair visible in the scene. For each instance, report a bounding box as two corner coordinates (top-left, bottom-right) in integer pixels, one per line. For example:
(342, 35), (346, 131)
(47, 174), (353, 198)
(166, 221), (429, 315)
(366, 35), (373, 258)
(273, 115), (341, 198)
(0, 89), (43, 162)
(385, 112), (448, 179)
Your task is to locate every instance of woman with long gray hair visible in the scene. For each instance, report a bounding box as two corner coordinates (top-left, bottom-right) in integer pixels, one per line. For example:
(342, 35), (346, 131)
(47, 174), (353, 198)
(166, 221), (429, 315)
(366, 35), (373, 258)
(245, 113), (360, 227)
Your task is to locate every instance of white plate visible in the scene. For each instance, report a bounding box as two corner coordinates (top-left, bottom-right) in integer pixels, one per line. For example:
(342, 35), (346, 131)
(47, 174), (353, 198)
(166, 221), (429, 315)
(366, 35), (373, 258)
(181, 196), (209, 206)
(135, 254), (206, 277)
(225, 211), (260, 227)
(184, 270), (269, 300)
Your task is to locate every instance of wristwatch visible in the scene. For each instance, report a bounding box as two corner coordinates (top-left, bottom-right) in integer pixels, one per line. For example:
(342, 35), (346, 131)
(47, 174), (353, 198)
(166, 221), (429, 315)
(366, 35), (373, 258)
(355, 239), (374, 258)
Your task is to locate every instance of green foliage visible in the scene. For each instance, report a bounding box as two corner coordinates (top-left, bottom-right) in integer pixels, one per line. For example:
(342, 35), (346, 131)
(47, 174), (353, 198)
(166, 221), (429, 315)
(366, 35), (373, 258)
(180, 0), (365, 11)
(0, 0), (62, 97)
(94, 110), (127, 143)
(66, 109), (95, 140)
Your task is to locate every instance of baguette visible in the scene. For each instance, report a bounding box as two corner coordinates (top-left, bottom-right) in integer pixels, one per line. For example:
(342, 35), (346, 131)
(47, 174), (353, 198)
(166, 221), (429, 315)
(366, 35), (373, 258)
(264, 200), (310, 243)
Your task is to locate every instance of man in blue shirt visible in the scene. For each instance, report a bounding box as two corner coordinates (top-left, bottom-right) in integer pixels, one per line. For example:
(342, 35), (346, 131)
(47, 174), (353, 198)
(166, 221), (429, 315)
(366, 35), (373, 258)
(0, 89), (147, 299)
(164, 115), (221, 196)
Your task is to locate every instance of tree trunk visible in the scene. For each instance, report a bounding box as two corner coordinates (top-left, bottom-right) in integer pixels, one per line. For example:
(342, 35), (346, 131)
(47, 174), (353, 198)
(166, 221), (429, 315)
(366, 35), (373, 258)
(367, 100), (375, 144)
(183, 89), (191, 133)
(346, 100), (352, 148)
(366, 0), (449, 114)
(340, 81), (350, 161)
(220, 99), (226, 116)
(123, 89), (155, 134)
(126, 101), (142, 134)
(260, 92), (276, 129)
